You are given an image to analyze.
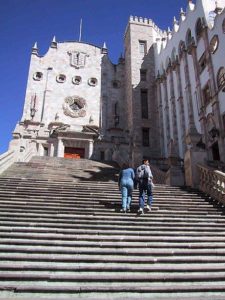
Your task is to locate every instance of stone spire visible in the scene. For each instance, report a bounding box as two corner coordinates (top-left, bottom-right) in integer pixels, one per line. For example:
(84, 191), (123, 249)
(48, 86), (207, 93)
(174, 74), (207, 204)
(51, 36), (57, 48)
(173, 17), (179, 32)
(180, 8), (186, 21)
(101, 42), (108, 54)
(32, 42), (38, 55)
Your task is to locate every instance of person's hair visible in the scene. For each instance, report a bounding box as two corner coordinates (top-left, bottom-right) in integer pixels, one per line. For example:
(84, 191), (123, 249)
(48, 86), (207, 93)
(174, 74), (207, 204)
(142, 158), (149, 164)
(122, 162), (129, 169)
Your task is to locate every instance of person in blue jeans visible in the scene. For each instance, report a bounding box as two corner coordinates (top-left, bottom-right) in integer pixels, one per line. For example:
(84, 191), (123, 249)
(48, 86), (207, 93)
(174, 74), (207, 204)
(136, 159), (154, 214)
(118, 163), (135, 213)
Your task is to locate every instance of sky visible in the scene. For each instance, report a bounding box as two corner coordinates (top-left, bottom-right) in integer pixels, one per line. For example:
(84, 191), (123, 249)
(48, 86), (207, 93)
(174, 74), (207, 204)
(0, 0), (187, 154)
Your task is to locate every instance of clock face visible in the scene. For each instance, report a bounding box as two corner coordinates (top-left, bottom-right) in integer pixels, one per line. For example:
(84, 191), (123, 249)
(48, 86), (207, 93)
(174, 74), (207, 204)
(210, 35), (219, 54)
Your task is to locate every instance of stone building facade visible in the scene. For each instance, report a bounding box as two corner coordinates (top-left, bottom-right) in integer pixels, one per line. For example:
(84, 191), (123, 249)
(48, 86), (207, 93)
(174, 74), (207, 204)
(7, 0), (225, 186)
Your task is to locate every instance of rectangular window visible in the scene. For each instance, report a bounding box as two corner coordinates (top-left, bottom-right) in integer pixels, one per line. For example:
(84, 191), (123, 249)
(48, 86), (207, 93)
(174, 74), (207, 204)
(140, 69), (147, 81)
(141, 89), (148, 119)
(139, 40), (147, 55)
(142, 128), (150, 147)
(202, 83), (211, 106)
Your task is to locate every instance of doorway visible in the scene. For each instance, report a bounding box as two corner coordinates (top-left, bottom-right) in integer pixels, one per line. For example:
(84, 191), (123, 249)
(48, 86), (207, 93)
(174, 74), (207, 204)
(64, 147), (85, 159)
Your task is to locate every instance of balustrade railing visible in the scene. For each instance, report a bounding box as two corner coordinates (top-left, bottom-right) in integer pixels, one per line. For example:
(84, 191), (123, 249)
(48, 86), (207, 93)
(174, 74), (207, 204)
(197, 164), (225, 205)
(0, 150), (16, 174)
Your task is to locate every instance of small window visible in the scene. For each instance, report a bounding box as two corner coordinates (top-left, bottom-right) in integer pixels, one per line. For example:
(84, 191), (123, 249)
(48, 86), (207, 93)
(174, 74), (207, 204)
(210, 35), (219, 54)
(222, 19), (225, 33)
(142, 128), (149, 147)
(202, 83), (211, 106)
(141, 90), (148, 119)
(72, 76), (82, 85)
(140, 69), (147, 81)
(33, 72), (43, 81)
(56, 74), (66, 83)
(217, 67), (225, 91)
(199, 53), (207, 74)
(139, 40), (147, 55)
(88, 77), (98, 86)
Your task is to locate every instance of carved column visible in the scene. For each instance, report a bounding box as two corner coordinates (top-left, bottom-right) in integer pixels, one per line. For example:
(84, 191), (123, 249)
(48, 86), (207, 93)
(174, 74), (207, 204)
(174, 57), (186, 154)
(156, 74), (165, 157)
(57, 139), (64, 158)
(167, 60), (179, 156)
(162, 71), (171, 154)
(187, 40), (208, 153)
(88, 140), (94, 159)
(179, 43), (206, 188)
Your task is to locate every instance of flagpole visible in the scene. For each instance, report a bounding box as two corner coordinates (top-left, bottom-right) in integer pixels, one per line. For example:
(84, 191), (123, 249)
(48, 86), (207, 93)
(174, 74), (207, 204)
(79, 18), (82, 42)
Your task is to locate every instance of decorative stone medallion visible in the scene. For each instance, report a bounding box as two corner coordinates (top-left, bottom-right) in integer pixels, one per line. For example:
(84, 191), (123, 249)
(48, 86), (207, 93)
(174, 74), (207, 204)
(63, 96), (87, 118)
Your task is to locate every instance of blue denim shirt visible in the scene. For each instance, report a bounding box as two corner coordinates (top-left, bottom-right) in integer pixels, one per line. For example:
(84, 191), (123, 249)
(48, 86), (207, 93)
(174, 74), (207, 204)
(118, 168), (135, 186)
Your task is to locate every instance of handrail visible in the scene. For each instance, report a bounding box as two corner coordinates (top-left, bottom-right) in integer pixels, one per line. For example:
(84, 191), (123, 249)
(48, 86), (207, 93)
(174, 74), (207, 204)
(0, 150), (16, 174)
(197, 164), (225, 205)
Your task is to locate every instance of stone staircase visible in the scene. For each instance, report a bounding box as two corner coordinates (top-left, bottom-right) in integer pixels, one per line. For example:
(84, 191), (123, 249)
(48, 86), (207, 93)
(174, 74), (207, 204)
(0, 157), (225, 299)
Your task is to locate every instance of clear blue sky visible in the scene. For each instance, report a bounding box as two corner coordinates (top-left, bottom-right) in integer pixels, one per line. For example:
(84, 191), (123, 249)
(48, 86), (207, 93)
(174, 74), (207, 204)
(0, 0), (187, 154)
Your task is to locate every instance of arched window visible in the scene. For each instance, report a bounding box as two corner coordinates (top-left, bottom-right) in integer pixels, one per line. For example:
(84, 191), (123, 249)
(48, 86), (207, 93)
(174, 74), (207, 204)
(178, 41), (186, 58)
(217, 67), (225, 91)
(186, 29), (192, 47)
(196, 18), (203, 41)
(171, 47), (176, 63)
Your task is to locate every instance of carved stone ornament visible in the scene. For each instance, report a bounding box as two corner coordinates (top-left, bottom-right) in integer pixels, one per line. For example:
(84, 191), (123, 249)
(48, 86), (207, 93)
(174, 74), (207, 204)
(68, 51), (89, 69)
(63, 96), (87, 118)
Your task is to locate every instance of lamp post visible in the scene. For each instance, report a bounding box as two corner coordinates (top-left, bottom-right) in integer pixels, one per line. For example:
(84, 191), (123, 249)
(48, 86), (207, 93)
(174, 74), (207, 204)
(40, 67), (53, 122)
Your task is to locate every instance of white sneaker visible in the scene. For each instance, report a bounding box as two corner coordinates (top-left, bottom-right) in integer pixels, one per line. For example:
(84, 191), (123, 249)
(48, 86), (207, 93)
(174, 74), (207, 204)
(138, 208), (144, 214)
(146, 205), (151, 212)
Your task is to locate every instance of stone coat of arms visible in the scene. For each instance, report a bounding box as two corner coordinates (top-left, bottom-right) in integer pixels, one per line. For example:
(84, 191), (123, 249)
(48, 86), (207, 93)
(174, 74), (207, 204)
(63, 96), (87, 118)
(68, 51), (88, 69)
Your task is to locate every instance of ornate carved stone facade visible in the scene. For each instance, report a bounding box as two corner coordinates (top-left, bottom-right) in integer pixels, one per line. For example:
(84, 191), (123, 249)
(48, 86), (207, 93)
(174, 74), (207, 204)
(7, 0), (225, 186)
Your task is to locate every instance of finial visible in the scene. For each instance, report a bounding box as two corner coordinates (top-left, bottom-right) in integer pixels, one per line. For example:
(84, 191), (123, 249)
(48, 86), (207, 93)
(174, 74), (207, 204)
(167, 27), (172, 39)
(101, 42), (108, 54)
(51, 36), (57, 48)
(188, 0), (195, 11)
(32, 42), (38, 55)
(180, 8), (186, 21)
(173, 17), (179, 32)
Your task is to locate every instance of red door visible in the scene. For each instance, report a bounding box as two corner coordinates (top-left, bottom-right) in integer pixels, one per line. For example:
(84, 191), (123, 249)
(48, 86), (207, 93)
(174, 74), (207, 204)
(64, 147), (85, 159)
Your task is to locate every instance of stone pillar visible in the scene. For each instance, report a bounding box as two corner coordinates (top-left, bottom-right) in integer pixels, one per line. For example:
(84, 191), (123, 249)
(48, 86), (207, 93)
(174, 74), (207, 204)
(174, 57), (186, 154)
(57, 139), (64, 158)
(166, 139), (184, 186)
(167, 61), (179, 155)
(156, 75), (165, 157)
(162, 72), (171, 153)
(88, 140), (94, 159)
(49, 143), (55, 157)
(188, 40), (208, 153)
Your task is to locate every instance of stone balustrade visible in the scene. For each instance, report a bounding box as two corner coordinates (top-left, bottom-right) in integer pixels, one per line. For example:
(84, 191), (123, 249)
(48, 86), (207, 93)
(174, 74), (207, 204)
(198, 164), (225, 205)
(0, 150), (16, 174)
